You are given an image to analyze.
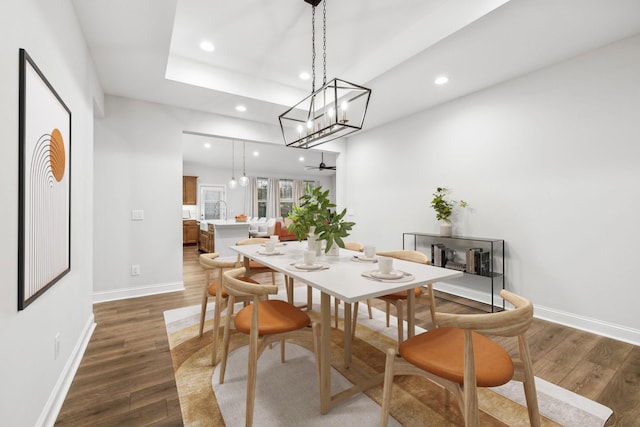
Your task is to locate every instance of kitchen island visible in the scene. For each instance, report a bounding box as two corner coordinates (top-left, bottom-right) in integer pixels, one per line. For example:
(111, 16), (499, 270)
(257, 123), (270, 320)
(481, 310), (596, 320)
(199, 220), (251, 257)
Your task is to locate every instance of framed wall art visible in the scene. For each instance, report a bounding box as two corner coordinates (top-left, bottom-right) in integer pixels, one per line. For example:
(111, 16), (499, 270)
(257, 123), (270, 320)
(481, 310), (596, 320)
(18, 48), (72, 310)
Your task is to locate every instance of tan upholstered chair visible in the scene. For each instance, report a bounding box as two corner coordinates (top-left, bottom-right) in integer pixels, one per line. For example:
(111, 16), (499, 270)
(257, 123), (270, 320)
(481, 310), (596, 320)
(218, 267), (321, 427)
(199, 253), (254, 365)
(380, 289), (540, 427)
(353, 250), (433, 342)
(235, 238), (277, 285)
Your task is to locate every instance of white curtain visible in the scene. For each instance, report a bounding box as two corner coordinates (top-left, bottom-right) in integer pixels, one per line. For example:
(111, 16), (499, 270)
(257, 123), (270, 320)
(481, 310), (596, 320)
(267, 178), (279, 218)
(244, 177), (257, 217)
(293, 179), (305, 206)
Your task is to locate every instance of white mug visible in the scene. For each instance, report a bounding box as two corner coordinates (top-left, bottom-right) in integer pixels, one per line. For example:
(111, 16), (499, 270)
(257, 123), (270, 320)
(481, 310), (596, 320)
(270, 235), (279, 243)
(378, 257), (393, 273)
(363, 245), (375, 258)
(303, 250), (316, 265)
(265, 240), (276, 253)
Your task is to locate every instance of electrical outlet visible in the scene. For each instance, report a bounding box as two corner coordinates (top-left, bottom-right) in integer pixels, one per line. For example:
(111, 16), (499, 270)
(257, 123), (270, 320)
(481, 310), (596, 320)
(131, 264), (141, 276)
(54, 333), (60, 360)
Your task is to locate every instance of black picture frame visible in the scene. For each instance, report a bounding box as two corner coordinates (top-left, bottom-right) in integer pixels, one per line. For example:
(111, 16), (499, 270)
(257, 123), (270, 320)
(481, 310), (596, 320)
(18, 48), (72, 310)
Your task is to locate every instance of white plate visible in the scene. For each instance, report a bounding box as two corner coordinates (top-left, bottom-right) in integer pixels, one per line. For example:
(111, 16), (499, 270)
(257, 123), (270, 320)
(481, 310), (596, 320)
(256, 250), (283, 256)
(370, 270), (404, 280)
(293, 263), (325, 271)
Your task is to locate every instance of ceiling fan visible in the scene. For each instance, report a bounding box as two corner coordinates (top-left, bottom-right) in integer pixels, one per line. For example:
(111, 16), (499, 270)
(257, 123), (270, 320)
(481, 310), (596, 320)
(305, 152), (336, 171)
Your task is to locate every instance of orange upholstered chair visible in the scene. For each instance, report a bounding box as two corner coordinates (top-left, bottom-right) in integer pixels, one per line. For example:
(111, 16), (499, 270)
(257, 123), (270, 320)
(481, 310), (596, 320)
(353, 250), (433, 342)
(235, 238), (277, 285)
(199, 253), (257, 366)
(218, 267), (321, 427)
(380, 289), (540, 427)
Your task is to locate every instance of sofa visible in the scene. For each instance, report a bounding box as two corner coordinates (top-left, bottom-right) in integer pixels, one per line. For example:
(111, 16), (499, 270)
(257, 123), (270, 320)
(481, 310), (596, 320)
(248, 217), (297, 241)
(274, 219), (297, 241)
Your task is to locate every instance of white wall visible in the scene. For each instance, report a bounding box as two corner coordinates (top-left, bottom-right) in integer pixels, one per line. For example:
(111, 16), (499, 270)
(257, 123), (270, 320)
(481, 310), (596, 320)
(0, 1), (100, 425)
(93, 96), (290, 301)
(346, 34), (640, 344)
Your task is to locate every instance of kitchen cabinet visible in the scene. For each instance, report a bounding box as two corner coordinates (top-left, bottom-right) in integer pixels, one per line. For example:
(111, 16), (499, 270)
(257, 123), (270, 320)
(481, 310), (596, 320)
(199, 223), (215, 253)
(183, 220), (199, 245)
(183, 176), (197, 205)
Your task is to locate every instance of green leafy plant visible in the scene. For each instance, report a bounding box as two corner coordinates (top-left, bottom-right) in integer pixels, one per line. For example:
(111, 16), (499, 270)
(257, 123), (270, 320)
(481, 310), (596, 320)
(431, 187), (467, 222)
(288, 185), (354, 253)
(315, 207), (355, 253)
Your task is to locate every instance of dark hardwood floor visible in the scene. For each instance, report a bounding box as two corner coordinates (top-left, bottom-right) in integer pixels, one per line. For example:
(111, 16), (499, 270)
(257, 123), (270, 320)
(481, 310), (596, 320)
(55, 245), (640, 426)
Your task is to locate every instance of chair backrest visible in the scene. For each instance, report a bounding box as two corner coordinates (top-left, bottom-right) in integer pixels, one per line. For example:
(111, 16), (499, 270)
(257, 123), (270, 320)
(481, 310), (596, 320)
(223, 267), (278, 299)
(199, 252), (220, 269)
(376, 250), (429, 265)
(434, 289), (533, 337)
(344, 242), (364, 252)
(236, 237), (269, 246)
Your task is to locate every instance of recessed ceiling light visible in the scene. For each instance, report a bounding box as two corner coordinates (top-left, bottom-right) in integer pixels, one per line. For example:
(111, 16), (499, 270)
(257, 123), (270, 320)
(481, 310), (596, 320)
(434, 76), (449, 85)
(199, 40), (215, 52)
(299, 156), (305, 162)
(235, 105), (247, 112)
(253, 151), (259, 157)
(204, 143), (211, 148)
(299, 72), (310, 80)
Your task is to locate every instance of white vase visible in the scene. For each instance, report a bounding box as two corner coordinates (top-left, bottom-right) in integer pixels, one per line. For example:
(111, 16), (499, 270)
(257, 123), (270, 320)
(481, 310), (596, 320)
(307, 234), (316, 251)
(440, 221), (452, 237)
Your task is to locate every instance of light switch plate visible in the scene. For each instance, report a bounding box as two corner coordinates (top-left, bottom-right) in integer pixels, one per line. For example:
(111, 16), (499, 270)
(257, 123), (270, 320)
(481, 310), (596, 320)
(131, 210), (144, 220)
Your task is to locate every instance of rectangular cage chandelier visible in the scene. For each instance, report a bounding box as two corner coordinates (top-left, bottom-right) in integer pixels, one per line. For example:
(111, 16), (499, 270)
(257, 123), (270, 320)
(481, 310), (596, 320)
(279, 78), (371, 148)
(279, 0), (371, 149)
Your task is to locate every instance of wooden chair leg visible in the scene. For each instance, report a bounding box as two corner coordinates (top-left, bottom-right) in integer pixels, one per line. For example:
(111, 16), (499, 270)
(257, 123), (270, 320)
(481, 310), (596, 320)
(380, 347), (397, 427)
(519, 335), (541, 427)
(245, 328), (259, 427)
(199, 270), (211, 337)
(385, 301), (391, 327)
(396, 300), (404, 343)
(218, 296), (236, 383)
(211, 295), (227, 366)
(367, 299), (373, 319)
(199, 292), (208, 337)
(334, 298), (340, 328)
(307, 285), (313, 311)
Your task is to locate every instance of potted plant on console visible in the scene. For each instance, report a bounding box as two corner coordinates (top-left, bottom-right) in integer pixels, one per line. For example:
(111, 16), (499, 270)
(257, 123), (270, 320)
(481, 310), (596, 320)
(431, 187), (467, 237)
(288, 185), (354, 255)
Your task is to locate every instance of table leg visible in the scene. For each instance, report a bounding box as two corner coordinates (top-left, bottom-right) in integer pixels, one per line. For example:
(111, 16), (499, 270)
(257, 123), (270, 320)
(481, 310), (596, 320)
(343, 302), (352, 368)
(286, 276), (294, 305)
(407, 288), (415, 339)
(320, 292), (331, 414)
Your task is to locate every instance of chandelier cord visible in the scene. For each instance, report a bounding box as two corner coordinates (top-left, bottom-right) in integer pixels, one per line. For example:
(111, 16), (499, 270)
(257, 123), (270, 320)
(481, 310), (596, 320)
(311, 5), (316, 93)
(322, 0), (327, 85)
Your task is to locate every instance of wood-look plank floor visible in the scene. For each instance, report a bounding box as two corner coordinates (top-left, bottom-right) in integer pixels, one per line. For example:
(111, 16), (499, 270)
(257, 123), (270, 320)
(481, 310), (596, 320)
(56, 245), (640, 426)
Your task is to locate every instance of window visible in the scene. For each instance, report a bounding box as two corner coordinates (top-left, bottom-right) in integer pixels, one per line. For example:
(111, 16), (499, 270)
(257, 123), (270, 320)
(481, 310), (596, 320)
(279, 179), (293, 217)
(200, 185), (226, 220)
(256, 178), (268, 217)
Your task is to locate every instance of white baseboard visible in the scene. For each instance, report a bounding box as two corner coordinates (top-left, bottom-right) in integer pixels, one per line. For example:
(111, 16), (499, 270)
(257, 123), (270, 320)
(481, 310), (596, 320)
(434, 282), (640, 346)
(534, 305), (640, 346)
(37, 314), (96, 427)
(92, 281), (185, 304)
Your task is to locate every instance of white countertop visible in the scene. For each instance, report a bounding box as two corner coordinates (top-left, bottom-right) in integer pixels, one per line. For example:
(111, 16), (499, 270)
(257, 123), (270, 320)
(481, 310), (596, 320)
(200, 220), (251, 231)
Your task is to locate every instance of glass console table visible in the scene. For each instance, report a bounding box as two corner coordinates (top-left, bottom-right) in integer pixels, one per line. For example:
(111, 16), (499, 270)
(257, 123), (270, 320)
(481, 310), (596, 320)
(403, 232), (505, 312)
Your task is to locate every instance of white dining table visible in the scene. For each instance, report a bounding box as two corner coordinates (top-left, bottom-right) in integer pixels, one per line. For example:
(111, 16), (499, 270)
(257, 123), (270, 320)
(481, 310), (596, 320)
(230, 240), (463, 414)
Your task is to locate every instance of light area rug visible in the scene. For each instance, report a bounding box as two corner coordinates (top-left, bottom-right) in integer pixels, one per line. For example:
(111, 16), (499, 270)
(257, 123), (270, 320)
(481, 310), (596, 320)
(164, 287), (613, 427)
